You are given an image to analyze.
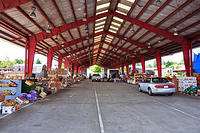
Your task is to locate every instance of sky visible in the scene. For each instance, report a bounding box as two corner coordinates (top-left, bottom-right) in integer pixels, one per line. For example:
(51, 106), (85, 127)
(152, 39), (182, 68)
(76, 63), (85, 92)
(0, 38), (199, 67)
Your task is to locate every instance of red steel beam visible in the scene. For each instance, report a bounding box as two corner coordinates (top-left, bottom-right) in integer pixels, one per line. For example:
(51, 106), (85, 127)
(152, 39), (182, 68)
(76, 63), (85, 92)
(112, 12), (184, 44)
(1, 12), (32, 35)
(107, 31), (155, 52)
(142, 0), (193, 44)
(0, 19), (27, 38)
(0, 0), (31, 12)
(53, 31), (104, 51)
(30, 12), (109, 43)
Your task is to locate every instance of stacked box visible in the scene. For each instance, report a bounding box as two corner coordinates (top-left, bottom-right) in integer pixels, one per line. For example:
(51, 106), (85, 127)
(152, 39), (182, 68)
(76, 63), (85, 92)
(177, 77), (197, 92)
(2, 106), (15, 114)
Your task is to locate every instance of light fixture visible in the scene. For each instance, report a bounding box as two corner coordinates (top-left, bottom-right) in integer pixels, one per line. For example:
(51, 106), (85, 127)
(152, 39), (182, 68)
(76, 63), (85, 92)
(131, 24), (135, 33)
(173, 27), (178, 36)
(30, 6), (36, 18)
(156, 0), (162, 7)
(46, 24), (51, 33)
(147, 42), (151, 48)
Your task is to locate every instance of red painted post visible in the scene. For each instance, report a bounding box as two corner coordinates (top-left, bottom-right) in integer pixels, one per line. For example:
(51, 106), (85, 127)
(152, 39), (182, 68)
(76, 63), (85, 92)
(182, 40), (191, 76)
(58, 55), (62, 69)
(47, 48), (53, 70)
(132, 59), (136, 73)
(78, 67), (81, 75)
(190, 41), (193, 76)
(141, 56), (145, 73)
(156, 50), (162, 77)
(121, 65), (124, 74)
(27, 36), (36, 75)
(64, 58), (69, 69)
(69, 62), (72, 73)
(126, 64), (129, 76)
(24, 39), (28, 76)
(81, 67), (84, 75)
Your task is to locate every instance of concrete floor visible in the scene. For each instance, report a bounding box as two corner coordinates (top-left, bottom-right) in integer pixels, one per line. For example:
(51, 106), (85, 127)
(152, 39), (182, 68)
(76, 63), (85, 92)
(0, 80), (200, 133)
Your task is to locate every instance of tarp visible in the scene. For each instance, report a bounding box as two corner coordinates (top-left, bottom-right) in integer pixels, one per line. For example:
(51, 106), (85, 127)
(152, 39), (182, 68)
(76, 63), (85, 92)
(193, 53), (200, 73)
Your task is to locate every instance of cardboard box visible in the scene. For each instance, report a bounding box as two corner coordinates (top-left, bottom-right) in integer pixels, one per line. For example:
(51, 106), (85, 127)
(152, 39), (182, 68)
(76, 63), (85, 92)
(2, 106), (15, 114)
(15, 97), (24, 105)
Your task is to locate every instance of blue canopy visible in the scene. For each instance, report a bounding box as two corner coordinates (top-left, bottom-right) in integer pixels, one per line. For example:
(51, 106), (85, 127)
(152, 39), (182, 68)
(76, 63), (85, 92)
(193, 53), (200, 73)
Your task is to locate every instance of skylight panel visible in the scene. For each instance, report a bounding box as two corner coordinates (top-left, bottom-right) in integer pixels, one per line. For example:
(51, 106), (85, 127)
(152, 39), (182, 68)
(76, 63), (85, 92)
(95, 29), (103, 33)
(111, 22), (121, 27)
(96, 2), (110, 10)
(94, 45), (99, 49)
(96, 10), (108, 15)
(101, 50), (105, 53)
(95, 21), (105, 26)
(109, 29), (117, 33)
(118, 3), (131, 11)
(96, 17), (107, 22)
(126, 0), (135, 3)
(110, 26), (119, 30)
(116, 10), (127, 15)
(95, 25), (104, 30)
(106, 35), (114, 39)
(113, 16), (123, 23)
(94, 35), (102, 38)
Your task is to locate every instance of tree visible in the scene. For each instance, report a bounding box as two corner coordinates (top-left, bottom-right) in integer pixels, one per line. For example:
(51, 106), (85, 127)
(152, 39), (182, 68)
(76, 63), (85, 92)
(15, 59), (24, 64)
(89, 65), (103, 73)
(165, 61), (173, 68)
(178, 59), (184, 65)
(153, 60), (157, 67)
(0, 57), (15, 68)
(35, 58), (42, 64)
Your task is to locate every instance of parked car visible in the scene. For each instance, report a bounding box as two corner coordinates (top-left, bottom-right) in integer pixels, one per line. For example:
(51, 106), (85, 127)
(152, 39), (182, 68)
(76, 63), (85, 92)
(138, 77), (176, 96)
(92, 74), (101, 82)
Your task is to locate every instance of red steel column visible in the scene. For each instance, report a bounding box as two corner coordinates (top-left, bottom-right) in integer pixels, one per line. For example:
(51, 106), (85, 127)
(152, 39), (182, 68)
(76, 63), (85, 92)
(121, 65), (124, 74)
(47, 48), (53, 70)
(126, 64), (129, 76)
(69, 62), (72, 73)
(132, 59), (136, 73)
(64, 58), (69, 69)
(141, 55), (145, 73)
(190, 41), (193, 76)
(27, 36), (36, 75)
(182, 40), (191, 76)
(74, 65), (77, 75)
(24, 39), (28, 76)
(156, 50), (162, 77)
(58, 55), (62, 69)
(78, 67), (81, 75)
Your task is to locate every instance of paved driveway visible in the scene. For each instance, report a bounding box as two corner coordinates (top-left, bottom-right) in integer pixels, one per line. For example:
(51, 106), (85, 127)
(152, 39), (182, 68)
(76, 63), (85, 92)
(0, 80), (199, 133)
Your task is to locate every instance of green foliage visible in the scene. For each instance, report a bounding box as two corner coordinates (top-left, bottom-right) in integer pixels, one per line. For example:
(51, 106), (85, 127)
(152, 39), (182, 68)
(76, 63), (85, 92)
(89, 65), (103, 73)
(35, 58), (42, 64)
(153, 60), (157, 67)
(136, 63), (141, 66)
(0, 57), (15, 68)
(178, 59), (184, 65)
(15, 59), (24, 64)
(146, 64), (152, 68)
(165, 61), (174, 68)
